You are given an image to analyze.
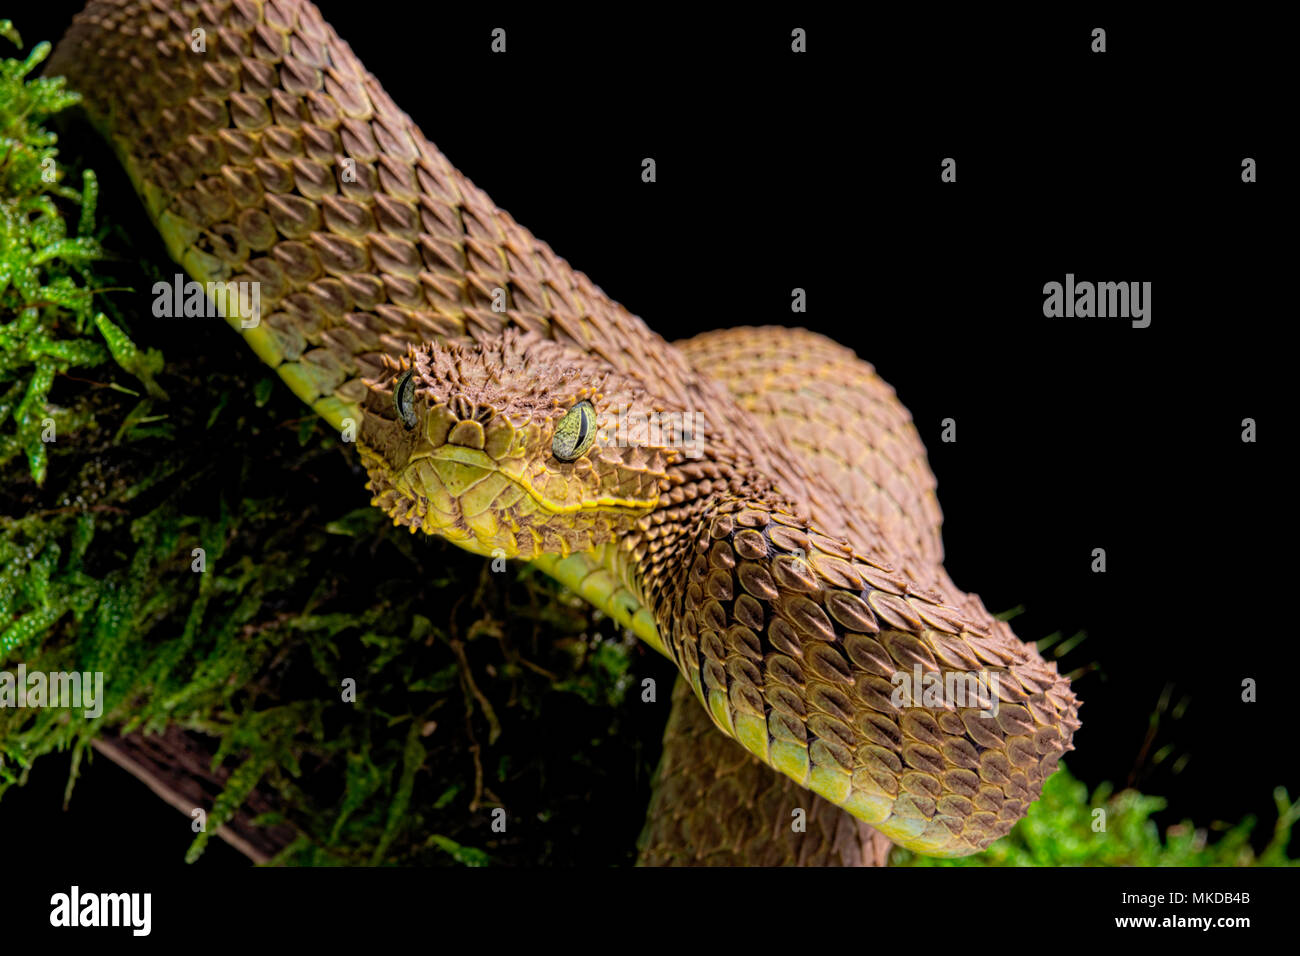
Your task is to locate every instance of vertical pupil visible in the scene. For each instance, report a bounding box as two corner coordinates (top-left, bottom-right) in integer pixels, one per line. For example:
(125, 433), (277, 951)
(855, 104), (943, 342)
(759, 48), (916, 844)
(573, 408), (589, 449)
(396, 369), (416, 429)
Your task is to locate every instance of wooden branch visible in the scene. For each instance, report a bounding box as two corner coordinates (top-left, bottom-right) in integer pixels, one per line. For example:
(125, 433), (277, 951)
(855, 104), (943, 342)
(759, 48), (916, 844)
(91, 727), (297, 864)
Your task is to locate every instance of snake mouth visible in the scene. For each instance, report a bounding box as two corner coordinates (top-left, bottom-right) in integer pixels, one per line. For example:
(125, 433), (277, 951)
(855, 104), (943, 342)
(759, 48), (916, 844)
(362, 429), (660, 560)
(382, 447), (524, 556)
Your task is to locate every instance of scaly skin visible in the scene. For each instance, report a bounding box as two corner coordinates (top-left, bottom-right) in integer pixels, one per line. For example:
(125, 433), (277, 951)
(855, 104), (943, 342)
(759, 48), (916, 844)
(51, 0), (1080, 860)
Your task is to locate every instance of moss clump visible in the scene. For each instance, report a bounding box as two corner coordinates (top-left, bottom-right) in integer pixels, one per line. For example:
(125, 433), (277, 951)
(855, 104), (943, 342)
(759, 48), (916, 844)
(1, 25), (124, 488)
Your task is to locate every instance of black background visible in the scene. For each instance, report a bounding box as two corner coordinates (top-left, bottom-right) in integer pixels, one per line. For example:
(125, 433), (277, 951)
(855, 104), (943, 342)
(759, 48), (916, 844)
(4, 0), (1290, 878)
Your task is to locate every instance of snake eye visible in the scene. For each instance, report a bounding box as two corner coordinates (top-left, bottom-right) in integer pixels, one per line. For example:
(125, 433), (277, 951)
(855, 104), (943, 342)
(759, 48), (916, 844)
(552, 400), (597, 462)
(394, 367), (417, 431)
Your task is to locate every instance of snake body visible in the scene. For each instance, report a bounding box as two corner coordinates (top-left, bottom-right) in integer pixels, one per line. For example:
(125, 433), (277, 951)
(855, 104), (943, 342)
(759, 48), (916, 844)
(50, 0), (1080, 862)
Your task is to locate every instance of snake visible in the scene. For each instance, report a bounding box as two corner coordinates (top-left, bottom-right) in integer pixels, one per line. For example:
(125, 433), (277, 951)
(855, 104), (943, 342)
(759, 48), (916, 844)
(49, 0), (1080, 864)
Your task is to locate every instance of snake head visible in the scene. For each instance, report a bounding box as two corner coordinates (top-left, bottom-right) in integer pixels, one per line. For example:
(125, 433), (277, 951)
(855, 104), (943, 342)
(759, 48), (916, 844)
(359, 330), (691, 558)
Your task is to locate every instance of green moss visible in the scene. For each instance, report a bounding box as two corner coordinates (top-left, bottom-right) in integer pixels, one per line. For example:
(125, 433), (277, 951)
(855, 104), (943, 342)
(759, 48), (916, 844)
(0, 25), (112, 486)
(892, 764), (1297, 867)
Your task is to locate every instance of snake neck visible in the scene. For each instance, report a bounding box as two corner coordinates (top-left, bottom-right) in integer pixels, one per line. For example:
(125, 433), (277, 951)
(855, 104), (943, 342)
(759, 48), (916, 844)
(528, 485), (800, 664)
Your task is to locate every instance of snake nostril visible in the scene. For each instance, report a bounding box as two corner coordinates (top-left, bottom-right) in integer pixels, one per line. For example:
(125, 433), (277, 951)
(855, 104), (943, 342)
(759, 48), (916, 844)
(449, 395), (474, 421)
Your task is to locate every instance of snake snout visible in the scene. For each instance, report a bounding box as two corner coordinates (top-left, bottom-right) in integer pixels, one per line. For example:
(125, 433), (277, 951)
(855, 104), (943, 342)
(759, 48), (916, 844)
(359, 377), (565, 558)
(439, 397), (507, 452)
